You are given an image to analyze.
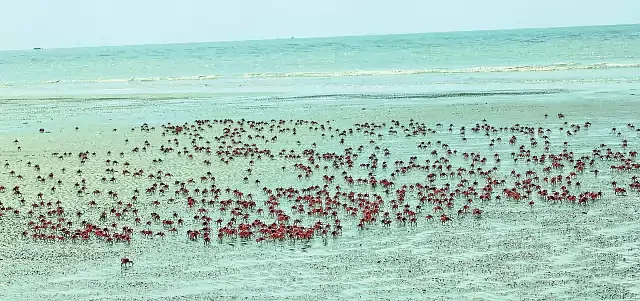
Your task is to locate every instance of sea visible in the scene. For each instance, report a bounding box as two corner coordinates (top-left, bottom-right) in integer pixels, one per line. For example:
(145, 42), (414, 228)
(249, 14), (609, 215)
(1, 23), (639, 105)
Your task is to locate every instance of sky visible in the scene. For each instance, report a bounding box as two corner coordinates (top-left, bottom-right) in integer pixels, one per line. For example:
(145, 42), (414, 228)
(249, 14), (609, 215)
(1, 0), (639, 50)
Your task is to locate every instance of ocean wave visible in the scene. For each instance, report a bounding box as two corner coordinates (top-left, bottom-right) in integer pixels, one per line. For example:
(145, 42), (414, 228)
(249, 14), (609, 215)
(244, 62), (640, 78)
(39, 75), (219, 84)
(0, 95), (198, 102)
(4, 62), (639, 86)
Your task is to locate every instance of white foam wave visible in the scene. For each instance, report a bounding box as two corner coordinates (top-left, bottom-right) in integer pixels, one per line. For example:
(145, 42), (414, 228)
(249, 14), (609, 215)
(244, 62), (640, 78)
(39, 75), (219, 84)
(19, 62), (640, 85)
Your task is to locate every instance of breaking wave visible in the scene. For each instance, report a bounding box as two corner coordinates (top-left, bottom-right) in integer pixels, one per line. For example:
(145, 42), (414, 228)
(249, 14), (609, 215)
(245, 62), (640, 78)
(3, 62), (639, 86)
(40, 75), (219, 84)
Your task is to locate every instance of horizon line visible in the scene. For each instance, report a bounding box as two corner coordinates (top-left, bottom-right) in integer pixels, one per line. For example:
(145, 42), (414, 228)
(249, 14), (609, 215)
(5, 22), (639, 52)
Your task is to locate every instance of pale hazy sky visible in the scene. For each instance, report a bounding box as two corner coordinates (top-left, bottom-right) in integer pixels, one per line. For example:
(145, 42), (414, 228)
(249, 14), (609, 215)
(1, 0), (639, 50)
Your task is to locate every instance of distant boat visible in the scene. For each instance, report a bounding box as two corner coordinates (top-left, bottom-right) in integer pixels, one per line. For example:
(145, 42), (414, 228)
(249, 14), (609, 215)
(33, 47), (42, 50)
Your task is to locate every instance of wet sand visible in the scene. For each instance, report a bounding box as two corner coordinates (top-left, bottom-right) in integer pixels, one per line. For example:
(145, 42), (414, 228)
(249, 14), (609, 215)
(1, 95), (640, 301)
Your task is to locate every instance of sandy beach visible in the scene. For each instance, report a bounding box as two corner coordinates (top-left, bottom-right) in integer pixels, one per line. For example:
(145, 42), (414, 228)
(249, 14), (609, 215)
(1, 92), (639, 301)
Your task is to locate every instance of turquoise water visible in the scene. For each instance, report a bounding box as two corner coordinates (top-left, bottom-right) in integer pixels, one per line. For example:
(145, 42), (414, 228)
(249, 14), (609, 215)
(1, 24), (639, 100)
(2, 24), (640, 301)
